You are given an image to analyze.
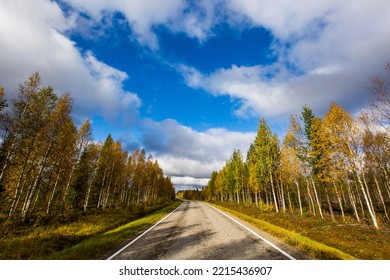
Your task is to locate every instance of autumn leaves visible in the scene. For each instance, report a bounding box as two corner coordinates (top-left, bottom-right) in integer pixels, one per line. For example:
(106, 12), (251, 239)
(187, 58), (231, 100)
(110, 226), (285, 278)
(204, 67), (390, 229)
(0, 73), (175, 223)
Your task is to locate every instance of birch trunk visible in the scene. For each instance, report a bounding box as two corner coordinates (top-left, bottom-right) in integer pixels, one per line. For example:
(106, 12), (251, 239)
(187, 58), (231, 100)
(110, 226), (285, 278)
(332, 179), (345, 221)
(295, 181), (303, 216)
(346, 179), (360, 222)
(362, 172), (378, 222)
(311, 178), (324, 219)
(279, 180), (286, 213)
(22, 146), (51, 220)
(254, 190), (258, 207)
(47, 171), (61, 214)
(325, 187), (335, 221)
(287, 190), (294, 214)
(356, 171), (379, 229)
(83, 164), (98, 212)
(306, 180), (315, 215)
(270, 172), (279, 213)
(347, 143), (378, 228)
(8, 164), (28, 218)
(373, 174), (389, 221)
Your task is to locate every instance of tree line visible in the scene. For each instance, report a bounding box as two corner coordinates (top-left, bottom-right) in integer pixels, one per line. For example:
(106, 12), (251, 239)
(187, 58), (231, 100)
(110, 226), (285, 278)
(176, 189), (204, 200)
(0, 73), (175, 222)
(203, 64), (390, 229)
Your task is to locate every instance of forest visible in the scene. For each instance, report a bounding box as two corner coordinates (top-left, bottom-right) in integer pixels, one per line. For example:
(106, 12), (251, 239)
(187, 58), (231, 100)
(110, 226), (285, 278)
(0, 73), (175, 224)
(202, 64), (390, 230)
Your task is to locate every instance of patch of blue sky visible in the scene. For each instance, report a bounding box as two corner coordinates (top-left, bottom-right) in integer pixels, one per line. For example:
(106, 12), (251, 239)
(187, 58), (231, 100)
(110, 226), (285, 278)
(157, 23), (276, 73)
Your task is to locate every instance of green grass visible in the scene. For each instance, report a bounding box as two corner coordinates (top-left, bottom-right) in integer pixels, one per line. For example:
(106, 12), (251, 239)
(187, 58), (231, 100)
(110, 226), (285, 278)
(210, 202), (390, 260)
(0, 200), (182, 259)
(47, 201), (182, 259)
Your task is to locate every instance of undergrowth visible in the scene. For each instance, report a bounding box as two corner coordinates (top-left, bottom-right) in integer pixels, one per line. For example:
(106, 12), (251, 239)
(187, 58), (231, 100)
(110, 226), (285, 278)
(211, 201), (390, 260)
(0, 200), (181, 259)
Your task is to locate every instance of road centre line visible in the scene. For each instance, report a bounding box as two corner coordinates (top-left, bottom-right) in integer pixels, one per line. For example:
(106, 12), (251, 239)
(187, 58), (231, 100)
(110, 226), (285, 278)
(206, 203), (297, 260)
(106, 201), (185, 260)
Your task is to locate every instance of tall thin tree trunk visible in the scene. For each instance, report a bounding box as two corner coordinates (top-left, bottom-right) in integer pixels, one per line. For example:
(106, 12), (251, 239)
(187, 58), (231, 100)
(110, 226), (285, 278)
(382, 165), (390, 198)
(0, 142), (15, 183)
(22, 147), (51, 220)
(83, 181), (92, 212)
(311, 178), (324, 219)
(255, 190), (258, 207)
(362, 172), (378, 222)
(295, 181), (303, 216)
(31, 189), (40, 212)
(332, 179), (345, 221)
(356, 171), (379, 229)
(0, 105), (30, 183)
(373, 174), (389, 221)
(325, 187), (335, 221)
(47, 171), (61, 214)
(103, 183), (112, 210)
(8, 163), (28, 218)
(279, 180), (286, 213)
(61, 165), (76, 211)
(306, 180), (315, 215)
(356, 184), (366, 217)
(347, 143), (378, 228)
(287, 190), (294, 214)
(346, 179), (360, 222)
(270, 172), (279, 213)
(83, 164), (98, 212)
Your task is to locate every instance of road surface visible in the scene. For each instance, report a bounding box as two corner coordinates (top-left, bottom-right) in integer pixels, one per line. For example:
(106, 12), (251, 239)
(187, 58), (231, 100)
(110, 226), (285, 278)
(108, 200), (307, 260)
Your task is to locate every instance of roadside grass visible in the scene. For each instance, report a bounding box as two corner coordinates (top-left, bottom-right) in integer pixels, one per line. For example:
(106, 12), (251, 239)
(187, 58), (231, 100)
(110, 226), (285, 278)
(211, 202), (390, 260)
(47, 201), (182, 260)
(0, 200), (181, 260)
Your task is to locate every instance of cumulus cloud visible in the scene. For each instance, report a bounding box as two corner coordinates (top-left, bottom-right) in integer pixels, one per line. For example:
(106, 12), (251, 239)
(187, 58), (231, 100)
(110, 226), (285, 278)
(67, 0), (185, 49)
(140, 119), (255, 185)
(63, 0), (227, 49)
(169, 0), (223, 42)
(178, 0), (390, 118)
(0, 0), (140, 123)
(179, 62), (369, 118)
(227, 0), (337, 41)
(170, 176), (209, 191)
(179, 64), (292, 117)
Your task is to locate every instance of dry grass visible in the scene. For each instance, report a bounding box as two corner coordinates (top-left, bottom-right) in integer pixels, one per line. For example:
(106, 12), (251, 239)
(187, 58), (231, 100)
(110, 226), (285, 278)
(212, 201), (390, 260)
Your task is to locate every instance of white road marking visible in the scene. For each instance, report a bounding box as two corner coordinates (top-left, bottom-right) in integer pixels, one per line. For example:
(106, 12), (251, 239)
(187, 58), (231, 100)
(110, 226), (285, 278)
(206, 203), (297, 260)
(106, 201), (185, 260)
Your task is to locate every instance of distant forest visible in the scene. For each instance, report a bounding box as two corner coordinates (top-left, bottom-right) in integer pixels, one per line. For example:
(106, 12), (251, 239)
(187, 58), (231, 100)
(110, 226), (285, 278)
(183, 63), (390, 230)
(0, 73), (175, 223)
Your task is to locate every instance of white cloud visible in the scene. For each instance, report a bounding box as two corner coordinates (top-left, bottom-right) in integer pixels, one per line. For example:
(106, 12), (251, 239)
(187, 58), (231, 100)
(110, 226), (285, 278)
(285, 1), (390, 72)
(141, 119), (255, 184)
(64, 0), (225, 49)
(179, 0), (390, 118)
(227, 0), (337, 41)
(65, 0), (185, 49)
(0, 0), (140, 123)
(170, 176), (209, 188)
(180, 62), (370, 118)
(170, 0), (222, 42)
(179, 64), (298, 117)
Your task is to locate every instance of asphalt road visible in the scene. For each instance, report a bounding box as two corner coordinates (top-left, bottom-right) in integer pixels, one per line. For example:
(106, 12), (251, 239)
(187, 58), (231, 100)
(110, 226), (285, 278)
(108, 200), (307, 260)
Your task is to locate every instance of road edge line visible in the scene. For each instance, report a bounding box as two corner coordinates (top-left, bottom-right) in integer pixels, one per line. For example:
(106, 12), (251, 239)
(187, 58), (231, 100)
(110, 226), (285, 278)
(106, 201), (185, 260)
(207, 203), (297, 260)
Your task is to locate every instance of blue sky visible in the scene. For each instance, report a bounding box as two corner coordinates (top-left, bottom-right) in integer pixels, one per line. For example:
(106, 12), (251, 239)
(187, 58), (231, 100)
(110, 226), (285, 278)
(1, 0), (390, 189)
